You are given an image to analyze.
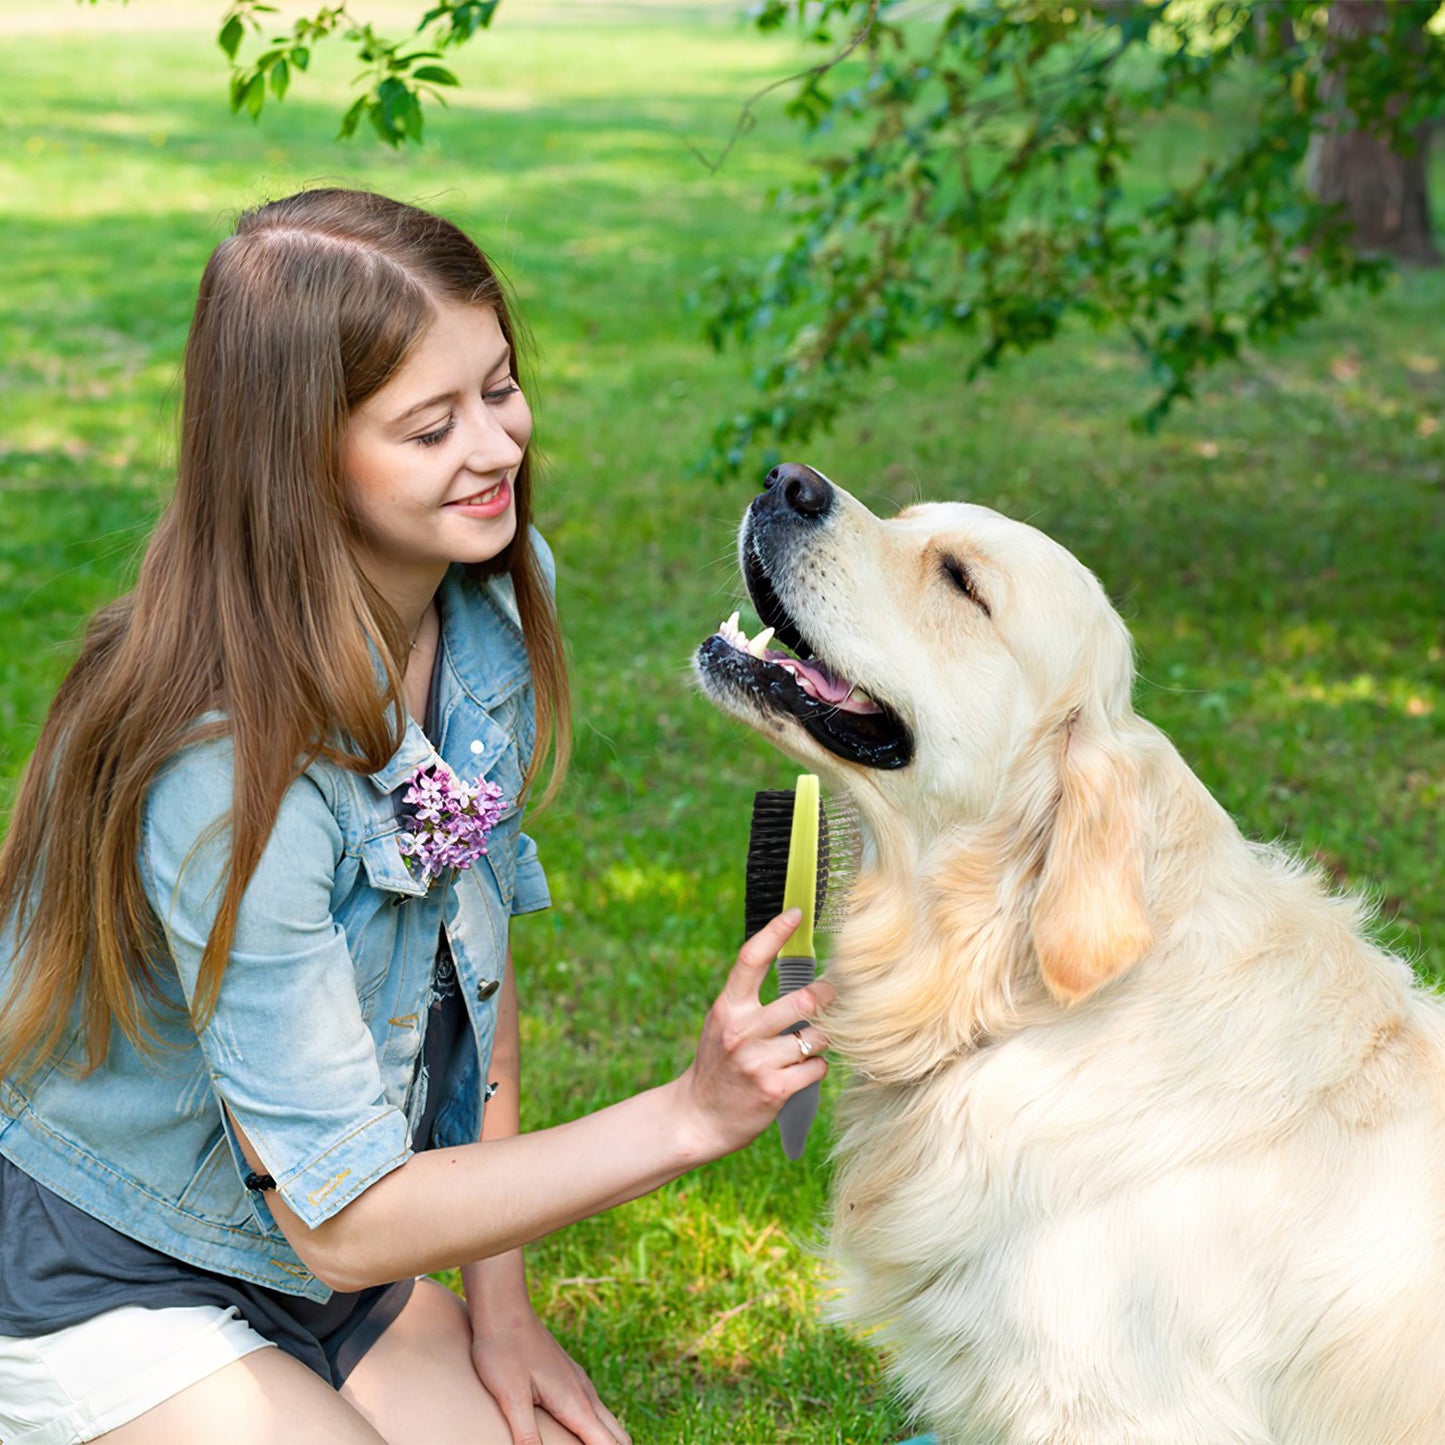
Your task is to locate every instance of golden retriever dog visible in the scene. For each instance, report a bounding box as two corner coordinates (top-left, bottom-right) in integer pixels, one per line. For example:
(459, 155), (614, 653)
(694, 464), (1445, 1445)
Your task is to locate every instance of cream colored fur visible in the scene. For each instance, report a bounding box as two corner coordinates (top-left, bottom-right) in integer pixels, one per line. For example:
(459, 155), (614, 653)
(710, 487), (1445, 1444)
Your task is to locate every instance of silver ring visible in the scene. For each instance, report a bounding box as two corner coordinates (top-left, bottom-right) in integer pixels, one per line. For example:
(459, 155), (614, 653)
(795, 1032), (815, 1060)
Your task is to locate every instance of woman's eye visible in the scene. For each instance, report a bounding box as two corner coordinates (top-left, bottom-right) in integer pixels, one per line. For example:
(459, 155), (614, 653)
(414, 419), (456, 448)
(484, 382), (521, 404)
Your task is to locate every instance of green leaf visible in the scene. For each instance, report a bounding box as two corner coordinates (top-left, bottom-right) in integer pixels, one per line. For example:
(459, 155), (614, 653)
(228, 71), (249, 113)
(400, 86), (425, 140)
(377, 76), (409, 126)
(411, 65), (460, 86)
(243, 71), (266, 118)
(374, 76), (419, 146)
(338, 92), (368, 139)
(269, 57), (290, 101)
(369, 100), (396, 146)
(432, 0), (500, 45)
(218, 14), (244, 59)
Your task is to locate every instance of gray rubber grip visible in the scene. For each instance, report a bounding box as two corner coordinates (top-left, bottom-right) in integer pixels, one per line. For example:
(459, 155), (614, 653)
(775, 953), (819, 1160)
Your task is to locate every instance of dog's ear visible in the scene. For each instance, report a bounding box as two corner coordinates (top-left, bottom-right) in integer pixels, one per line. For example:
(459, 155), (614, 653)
(1031, 715), (1152, 1005)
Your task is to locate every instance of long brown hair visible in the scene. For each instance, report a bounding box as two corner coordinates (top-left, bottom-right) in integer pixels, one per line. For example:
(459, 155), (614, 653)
(0, 189), (570, 1081)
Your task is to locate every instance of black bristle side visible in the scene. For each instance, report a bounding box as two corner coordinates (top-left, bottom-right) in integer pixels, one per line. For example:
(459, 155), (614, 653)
(743, 790), (796, 940)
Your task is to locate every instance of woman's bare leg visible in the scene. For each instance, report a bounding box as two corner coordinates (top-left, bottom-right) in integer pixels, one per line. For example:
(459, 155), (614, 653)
(341, 1277), (583, 1445)
(96, 1344), (387, 1445)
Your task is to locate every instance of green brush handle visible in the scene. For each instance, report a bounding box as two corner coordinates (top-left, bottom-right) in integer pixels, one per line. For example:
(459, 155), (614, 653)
(776, 953), (820, 1160)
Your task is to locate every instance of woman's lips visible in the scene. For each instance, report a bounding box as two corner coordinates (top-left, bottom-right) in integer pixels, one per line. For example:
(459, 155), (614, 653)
(445, 478), (512, 518)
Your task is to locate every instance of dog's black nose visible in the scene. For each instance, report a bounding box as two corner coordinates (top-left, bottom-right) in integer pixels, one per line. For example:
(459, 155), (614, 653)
(764, 463), (833, 519)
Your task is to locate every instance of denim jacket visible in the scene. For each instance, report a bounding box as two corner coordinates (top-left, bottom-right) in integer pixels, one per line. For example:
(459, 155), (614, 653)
(0, 538), (553, 1301)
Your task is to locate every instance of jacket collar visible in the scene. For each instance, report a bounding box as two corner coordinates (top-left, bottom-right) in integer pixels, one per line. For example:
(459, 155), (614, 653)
(366, 711), (436, 794)
(440, 564), (531, 711)
(365, 564), (529, 793)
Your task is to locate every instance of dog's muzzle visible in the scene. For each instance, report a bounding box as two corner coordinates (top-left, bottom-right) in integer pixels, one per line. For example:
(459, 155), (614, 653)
(695, 465), (914, 771)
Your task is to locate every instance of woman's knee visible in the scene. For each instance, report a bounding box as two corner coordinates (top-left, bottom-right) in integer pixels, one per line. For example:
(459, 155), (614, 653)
(341, 1279), (587, 1445)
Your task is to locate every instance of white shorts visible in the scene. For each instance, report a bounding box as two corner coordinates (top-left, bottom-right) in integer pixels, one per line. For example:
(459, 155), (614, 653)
(0, 1304), (274, 1445)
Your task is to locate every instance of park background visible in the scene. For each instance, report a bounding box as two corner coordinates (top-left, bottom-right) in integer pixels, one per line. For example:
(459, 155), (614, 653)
(1, 2), (1442, 1439)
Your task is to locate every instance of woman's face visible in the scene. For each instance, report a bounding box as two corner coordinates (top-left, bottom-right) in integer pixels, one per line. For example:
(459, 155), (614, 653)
(343, 300), (532, 608)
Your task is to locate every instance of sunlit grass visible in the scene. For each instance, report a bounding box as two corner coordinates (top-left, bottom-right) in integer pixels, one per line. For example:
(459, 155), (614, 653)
(2, 5), (1443, 1440)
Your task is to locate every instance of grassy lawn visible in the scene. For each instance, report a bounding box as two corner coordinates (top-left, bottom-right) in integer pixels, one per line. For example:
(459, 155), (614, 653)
(2, 5), (1443, 1441)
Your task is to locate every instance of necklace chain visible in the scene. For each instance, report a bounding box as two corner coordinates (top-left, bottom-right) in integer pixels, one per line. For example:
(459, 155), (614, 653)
(409, 604), (432, 653)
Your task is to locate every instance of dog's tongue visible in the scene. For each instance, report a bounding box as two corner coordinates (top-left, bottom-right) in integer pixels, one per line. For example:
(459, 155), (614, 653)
(775, 654), (881, 715)
(715, 612), (882, 714)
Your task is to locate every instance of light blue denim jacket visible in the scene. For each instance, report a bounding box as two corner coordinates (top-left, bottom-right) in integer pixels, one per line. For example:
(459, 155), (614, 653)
(0, 539), (552, 1301)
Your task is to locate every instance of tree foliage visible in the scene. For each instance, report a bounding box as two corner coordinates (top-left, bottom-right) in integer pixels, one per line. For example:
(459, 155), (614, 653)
(95, 1), (1443, 458)
(704, 0), (1445, 468)
(211, 1), (492, 144)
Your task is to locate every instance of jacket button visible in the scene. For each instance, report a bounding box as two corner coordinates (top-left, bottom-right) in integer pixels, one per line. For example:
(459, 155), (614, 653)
(476, 978), (500, 1002)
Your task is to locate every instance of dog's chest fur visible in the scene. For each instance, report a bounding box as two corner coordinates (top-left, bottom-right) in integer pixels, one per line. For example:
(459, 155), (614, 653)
(822, 890), (1445, 1444)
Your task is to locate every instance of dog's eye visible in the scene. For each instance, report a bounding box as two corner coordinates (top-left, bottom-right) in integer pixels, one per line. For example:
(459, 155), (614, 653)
(942, 556), (991, 616)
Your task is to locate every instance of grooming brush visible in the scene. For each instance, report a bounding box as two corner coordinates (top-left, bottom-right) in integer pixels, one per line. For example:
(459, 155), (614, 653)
(743, 774), (860, 1159)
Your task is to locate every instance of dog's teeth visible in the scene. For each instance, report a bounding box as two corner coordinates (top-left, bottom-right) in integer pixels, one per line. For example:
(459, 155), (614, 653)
(748, 626), (775, 659)
(719, 612), (748, 650)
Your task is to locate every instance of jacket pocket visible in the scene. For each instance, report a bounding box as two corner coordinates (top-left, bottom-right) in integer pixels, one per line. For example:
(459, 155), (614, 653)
(360, 829), (428, 899)
(176, 1130), (255, 1228)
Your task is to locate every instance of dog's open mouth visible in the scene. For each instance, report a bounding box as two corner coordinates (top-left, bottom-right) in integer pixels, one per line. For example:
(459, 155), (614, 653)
(696, 540), (914, 770)
(716, 610), (883, 713)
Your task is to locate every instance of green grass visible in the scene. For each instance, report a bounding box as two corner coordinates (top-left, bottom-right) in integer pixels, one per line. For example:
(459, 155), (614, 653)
(2, 6), (1444, 1441)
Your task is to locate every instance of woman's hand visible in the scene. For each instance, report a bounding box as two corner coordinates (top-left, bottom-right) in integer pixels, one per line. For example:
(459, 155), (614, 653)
(674, 908), (835, 1160)
(469, 1291), (629, 1445)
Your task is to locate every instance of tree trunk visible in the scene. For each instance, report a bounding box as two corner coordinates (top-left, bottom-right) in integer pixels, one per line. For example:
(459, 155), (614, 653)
(1308, 0), (1440, 266)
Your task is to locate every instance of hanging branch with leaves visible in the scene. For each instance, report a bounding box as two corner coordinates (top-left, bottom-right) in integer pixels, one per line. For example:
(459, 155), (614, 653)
(214, 0), (499, 145)
(701, 0), (1443, 472)
(83, 0), (1442, 464)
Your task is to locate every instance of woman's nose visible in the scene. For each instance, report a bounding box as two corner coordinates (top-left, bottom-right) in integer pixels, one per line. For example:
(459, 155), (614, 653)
(463, 405), (526, 475)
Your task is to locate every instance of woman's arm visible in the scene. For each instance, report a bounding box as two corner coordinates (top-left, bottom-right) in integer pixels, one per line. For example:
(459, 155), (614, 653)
(234, 909), (825, 1293)
(459, 943), (527, 1318)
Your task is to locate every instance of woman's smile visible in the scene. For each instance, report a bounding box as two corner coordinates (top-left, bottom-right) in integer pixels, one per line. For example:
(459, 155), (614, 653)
(445, 478), (512, 516)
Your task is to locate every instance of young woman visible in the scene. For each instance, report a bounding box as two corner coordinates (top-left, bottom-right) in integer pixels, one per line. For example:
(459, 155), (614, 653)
(0, 188), (829, 1445)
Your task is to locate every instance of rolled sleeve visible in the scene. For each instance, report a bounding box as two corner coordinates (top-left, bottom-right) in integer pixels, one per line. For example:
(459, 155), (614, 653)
(142, 739), (410, 1229)
(510, 829), (550, 916)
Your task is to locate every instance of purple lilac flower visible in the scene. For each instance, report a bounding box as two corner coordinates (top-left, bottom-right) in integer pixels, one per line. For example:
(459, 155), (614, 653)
(397, 762), (507, 889)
